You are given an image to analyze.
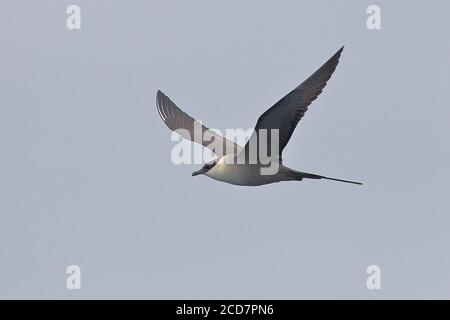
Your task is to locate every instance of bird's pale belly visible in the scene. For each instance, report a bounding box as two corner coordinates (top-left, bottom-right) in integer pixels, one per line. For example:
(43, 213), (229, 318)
(205, 163), (284, 186)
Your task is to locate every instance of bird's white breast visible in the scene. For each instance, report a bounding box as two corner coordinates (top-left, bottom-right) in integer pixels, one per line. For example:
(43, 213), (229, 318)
(205, 154), (284, 186)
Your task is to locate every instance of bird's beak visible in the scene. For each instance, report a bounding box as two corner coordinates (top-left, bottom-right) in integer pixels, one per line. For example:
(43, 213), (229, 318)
(192, 168), (207, 176)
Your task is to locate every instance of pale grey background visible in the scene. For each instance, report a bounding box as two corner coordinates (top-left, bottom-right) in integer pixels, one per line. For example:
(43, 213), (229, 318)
(0, 0), (449, 299)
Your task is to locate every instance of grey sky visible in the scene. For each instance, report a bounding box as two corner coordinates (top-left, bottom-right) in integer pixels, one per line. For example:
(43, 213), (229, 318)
(0, 0), (449, 299)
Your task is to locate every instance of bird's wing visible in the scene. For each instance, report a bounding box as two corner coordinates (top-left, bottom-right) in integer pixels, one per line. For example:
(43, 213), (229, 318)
(156, 90), (243, 158)
(241, 46), (344, 161)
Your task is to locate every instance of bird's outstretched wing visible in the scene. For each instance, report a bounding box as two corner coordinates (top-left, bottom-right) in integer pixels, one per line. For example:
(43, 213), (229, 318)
(242, 46), (344, 161)
(156, 90), (242, 158)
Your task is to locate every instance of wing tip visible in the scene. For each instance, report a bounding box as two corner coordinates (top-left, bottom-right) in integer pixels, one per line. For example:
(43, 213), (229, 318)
(156, 89), (165, 99)
(156, 89), (168, 121)
(334, 45), (345, 59)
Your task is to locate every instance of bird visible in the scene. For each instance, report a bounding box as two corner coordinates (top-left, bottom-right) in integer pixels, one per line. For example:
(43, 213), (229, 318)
(156, 46), (362, 186)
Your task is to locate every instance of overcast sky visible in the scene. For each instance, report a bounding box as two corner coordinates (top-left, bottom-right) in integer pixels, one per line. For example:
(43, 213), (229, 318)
(1, 0), (449, 299)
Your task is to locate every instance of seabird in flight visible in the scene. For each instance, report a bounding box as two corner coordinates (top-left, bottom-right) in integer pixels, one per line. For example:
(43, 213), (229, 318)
(156, 46), (362, 186)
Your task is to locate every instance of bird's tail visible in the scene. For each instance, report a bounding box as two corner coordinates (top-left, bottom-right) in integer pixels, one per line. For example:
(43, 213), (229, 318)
(289, 170), (363, 185)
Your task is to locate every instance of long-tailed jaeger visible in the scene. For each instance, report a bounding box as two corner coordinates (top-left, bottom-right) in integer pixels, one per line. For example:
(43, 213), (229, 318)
(157, 46), (362, 186)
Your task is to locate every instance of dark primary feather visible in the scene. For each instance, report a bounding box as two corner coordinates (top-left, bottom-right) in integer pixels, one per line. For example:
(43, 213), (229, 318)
(156, 90), (242, 158)
(243, 46), (344, 160)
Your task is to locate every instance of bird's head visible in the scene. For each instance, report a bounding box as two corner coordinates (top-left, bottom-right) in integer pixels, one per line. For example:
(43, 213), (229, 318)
(192, 160), (217, 176)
